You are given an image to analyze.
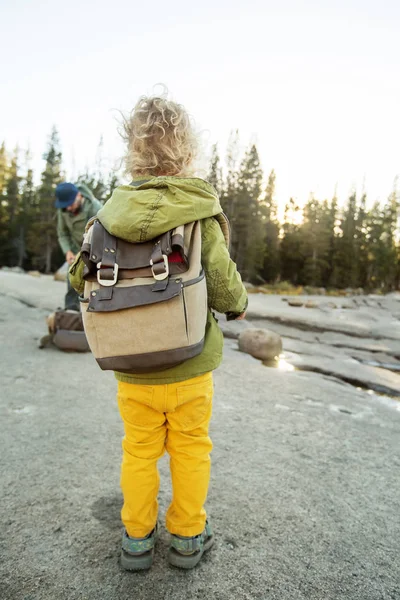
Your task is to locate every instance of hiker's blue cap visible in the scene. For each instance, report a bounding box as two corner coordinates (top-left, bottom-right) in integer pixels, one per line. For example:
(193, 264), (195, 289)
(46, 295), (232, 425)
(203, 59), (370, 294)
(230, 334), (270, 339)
(55, 182), (79, 209)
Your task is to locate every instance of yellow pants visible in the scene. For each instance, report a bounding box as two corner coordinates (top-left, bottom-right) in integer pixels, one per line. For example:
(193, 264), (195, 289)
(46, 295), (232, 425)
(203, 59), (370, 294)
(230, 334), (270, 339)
(117, 372), (213, 538)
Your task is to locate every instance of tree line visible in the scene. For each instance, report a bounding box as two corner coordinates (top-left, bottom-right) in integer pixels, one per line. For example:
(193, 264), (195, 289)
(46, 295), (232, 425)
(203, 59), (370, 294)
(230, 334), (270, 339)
(1, 128), (399, 291)
(208, 132), (400, 291)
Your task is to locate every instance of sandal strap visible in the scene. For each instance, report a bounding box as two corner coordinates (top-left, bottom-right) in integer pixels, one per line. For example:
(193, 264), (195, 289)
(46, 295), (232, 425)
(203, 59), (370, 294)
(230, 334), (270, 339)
(204, 521), (213, 538)
(171, 521), (213, 554)
(171, 535), (202, 553)
(122, 526), (157, 554)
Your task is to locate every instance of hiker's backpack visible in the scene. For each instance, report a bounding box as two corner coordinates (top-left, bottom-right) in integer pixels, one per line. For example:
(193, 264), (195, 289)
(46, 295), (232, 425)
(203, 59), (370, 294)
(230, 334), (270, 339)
(39, 309), (90, 352)
(79, 216), (229, 373)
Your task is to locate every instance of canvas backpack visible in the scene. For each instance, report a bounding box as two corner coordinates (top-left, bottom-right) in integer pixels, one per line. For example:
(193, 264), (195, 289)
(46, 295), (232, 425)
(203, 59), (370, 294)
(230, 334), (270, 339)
(79, 214), (229, 373)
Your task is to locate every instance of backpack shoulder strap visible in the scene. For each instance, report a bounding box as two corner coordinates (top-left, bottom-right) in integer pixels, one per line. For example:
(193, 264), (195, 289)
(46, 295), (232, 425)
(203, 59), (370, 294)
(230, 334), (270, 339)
(84, 215), (97, 233)
(213, 212), (231, 250)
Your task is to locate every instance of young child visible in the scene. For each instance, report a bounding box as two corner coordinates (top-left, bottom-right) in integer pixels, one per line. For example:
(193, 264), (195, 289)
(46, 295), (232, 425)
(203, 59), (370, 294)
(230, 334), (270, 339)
(69, 92), (247, 570)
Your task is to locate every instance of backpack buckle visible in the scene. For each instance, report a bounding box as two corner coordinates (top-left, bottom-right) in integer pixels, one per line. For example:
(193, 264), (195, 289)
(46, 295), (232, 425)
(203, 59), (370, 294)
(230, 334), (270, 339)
(150, 255), (169, 280)
(96, 262), (119, 286)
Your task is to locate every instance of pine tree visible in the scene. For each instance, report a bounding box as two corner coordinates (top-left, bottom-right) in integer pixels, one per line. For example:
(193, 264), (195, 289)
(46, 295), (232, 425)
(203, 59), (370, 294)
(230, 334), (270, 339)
(0, 142), (7, 195)
(0, 143), (10, 264)
(365, 201), (386, 290)
(77, 136), (108, 203)
(27, 127), (63, 272)
(280, 198), (303, 284)
(355, 192), (368, 289)
(299, 196), (334, 287)
(323, 195), (338, 287)
(207, 143), (223, 196)
(3, 148), (22, 266)
(374, 184), (399, 290)
(221, 130), (240, 221)
(231, 144), (264, 282)
(331, 191), (358, 288)
(261, 169), (280, 282)
(18, 152), (36, 268)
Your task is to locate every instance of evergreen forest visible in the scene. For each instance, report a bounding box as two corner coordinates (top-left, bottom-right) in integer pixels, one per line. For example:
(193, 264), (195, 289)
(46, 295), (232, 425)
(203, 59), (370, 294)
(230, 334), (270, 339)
(1, 128), (399, 292)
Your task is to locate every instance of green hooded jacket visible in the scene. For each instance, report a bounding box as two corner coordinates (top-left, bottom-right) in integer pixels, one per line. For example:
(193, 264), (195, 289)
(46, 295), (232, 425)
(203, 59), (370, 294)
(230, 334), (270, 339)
(57, 184), (103, 255)
(69, 176), (247, 384)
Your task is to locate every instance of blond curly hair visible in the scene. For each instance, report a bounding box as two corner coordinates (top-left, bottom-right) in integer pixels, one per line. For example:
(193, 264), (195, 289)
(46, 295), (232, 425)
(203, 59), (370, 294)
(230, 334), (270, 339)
(121, 91), (198, 178)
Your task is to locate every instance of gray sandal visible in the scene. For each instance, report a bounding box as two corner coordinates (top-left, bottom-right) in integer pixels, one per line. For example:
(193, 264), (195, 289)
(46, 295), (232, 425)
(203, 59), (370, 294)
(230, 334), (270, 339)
(168, 521), (214, 569)
(120, 523), (158, 571)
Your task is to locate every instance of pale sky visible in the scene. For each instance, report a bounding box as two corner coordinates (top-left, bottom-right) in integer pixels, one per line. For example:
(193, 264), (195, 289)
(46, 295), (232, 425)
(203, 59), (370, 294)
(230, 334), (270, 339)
(1, 0), (399, 209)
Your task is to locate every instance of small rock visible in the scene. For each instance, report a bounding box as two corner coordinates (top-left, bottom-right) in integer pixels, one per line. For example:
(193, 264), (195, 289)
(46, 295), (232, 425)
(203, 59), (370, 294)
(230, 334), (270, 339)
(238, 328), (283, 361)
(288, 299), (304, 307)
(305, 300), (318, 308)
(341, 303), (354, 309)
(327, 302), (337, 309)
(28, 270), (41, 277)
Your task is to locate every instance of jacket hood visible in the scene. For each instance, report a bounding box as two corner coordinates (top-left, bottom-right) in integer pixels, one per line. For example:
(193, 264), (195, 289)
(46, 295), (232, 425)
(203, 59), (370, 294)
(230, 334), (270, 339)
(97, 177), (221, 243)
(76, 182), (97, 203)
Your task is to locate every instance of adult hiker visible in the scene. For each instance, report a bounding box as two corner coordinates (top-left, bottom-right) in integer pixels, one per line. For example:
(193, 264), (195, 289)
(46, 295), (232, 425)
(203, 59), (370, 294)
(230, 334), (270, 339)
(55, 182), (102, 311)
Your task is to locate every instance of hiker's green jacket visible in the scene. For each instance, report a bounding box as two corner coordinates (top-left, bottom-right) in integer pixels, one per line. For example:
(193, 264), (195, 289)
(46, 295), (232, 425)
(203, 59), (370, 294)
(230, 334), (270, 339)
(57, 184), (103, 255)
(69, 177), (248, 384)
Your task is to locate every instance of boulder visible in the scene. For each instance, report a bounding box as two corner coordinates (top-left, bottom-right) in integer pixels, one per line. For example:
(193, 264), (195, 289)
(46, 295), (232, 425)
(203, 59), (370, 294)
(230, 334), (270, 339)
(238, 328), (282, 361)
(287, 299), (304, 307)
(305, 300), (318, 308)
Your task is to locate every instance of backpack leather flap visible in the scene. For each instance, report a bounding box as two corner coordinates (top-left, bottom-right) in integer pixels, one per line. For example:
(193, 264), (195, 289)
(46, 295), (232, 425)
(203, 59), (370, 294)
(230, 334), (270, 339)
(86, 277), (183, 313)
(83, 221), (188, 281)
(89, 221), (174, 270)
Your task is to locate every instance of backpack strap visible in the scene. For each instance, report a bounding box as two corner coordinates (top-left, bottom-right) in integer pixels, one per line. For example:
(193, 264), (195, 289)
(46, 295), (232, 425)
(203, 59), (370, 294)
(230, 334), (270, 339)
(214, 212), (231, 249)
(97, 227), (119, 286)
(150, 232), (171, 281)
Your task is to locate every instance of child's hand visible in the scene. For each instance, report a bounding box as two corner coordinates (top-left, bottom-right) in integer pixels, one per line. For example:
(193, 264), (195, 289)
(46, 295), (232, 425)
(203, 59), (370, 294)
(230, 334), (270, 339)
(235, 312), (246, 320)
